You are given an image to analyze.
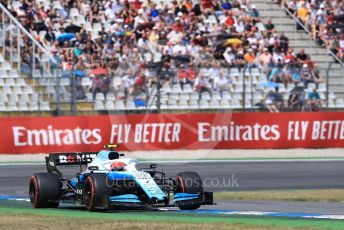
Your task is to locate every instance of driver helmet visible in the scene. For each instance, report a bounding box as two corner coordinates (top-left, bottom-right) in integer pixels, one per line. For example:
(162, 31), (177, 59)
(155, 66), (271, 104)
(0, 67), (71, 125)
(110, 162), (127, 171)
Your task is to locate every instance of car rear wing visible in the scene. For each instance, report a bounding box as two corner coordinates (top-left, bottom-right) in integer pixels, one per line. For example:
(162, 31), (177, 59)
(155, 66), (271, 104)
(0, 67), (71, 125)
(46, 152), (98, 166)
(46, 152), (98, 177)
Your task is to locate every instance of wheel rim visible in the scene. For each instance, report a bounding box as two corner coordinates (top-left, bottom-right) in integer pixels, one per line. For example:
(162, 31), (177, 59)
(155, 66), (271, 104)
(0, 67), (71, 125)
(29, 180), (36, 203)
(83, 178), (94, 209)
(175, 176), (185, 193)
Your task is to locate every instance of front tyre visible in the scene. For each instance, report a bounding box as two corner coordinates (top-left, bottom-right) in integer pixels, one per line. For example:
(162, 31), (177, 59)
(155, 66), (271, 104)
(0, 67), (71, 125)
(174, 171), (203, 210)
(29, 173), (60, 208)
(83, 174), (112, 211)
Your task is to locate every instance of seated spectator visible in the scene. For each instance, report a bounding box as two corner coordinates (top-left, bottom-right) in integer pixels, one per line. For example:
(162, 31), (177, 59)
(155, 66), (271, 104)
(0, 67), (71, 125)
(50, 48), (62, 73)
(225, 11), (235, 27)
(121, 70), (135, 98)
(207, 62), (221, 81)
(249, 5), (260, 19)
(284, 48), (296, 63)
(296, 2), (309, 25)
(244, 48), (258, 70)
(194, 75), (212, 96)
(272, 49), (284, 64)
(137, 34), (151, 53)
(75, 85), (86, 100)
(102, 75), (111, 96)
(264, 18), (276, 37)
(264, 89), (280, 112)
(306, 88), (321, 111)
(269, 59), (286, 84)
(297, 60), (321, 89)
(214, 72), (232, 96)
(178, 64), (197, 89)
(234, 49), (246, 70)
(101, 41), (116, 60)
(291, 67), (302, 84)
(304, 55), (315, 70)
(134, 68), (146, 92)
(301, 63), (312, 87)
(288, 84), (305, 111)
(279, 32), (289, 52)
(273, 88), (284, 111)
(296, 49), (308, 62)
(221, 0), (232, 11)
(73, 42), (83, 60)
(286, 0), (298, 14)
(91, 75), (103, 99)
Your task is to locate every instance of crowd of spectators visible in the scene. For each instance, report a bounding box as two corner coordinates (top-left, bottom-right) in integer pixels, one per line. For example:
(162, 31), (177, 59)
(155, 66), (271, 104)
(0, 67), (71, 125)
(284, 0), (344, 62)
(0, 0), (327, 112)
(261, 84), (322, 112)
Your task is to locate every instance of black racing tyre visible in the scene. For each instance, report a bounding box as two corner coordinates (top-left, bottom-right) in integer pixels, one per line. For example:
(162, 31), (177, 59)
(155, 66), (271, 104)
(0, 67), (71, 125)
(175, 171), (203, 210)
(83, 174), (112, 211)
(29, 173), (60, 208)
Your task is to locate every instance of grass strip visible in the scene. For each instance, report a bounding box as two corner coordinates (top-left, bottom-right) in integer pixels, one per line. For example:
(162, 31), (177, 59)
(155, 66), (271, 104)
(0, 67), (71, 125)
(0, 206), (344, 229)
(215, 189), (344, 202)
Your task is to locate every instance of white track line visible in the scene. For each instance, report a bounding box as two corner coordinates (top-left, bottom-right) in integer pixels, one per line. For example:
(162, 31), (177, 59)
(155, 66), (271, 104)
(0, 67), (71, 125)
(1, 197), (344, 220)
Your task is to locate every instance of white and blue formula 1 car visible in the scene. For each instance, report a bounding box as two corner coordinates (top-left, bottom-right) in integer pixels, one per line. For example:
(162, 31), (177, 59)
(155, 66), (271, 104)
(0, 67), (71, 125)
(29, 145), (214, 211)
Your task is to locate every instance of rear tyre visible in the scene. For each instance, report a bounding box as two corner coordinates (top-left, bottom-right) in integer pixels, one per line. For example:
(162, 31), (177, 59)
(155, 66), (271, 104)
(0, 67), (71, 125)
(29, 173), (60, 208)
(174, 171), (203, 210)
(83, 174), (112, 211)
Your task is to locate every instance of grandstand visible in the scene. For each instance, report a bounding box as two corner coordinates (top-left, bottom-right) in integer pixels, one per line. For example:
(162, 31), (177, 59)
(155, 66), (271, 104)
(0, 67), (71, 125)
(258, 0), (344, 101)
(0, 0), (343, 115)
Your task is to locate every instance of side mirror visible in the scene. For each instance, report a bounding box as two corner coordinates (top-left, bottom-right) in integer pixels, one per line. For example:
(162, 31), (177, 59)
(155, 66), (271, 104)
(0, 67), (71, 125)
(150, 164), (157, 169)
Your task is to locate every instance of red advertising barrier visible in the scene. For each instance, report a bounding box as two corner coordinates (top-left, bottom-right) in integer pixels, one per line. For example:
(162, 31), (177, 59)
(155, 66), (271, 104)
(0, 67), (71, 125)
(2, 112), (344, 154)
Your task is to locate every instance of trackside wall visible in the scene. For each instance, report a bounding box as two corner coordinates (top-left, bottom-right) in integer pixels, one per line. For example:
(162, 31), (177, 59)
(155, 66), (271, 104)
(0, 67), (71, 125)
(2, 112), (344, 154)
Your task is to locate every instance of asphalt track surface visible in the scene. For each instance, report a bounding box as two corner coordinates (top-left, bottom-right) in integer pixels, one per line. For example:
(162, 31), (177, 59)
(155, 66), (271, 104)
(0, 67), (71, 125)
(1, 161), (344, 196)
(1, 161), (344, 216)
